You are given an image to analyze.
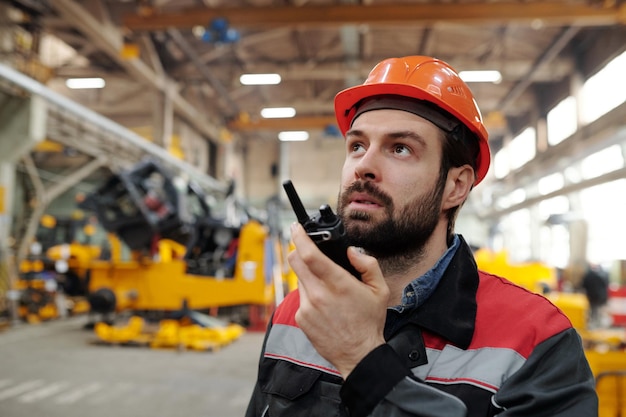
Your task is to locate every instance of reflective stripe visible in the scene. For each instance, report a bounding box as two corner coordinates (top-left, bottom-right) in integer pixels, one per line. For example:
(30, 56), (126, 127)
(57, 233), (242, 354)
(418, 344), (526, 393)
(265, 324), (341, 376)
(267, 324), (526, 393)
(387, 377), (467, 416)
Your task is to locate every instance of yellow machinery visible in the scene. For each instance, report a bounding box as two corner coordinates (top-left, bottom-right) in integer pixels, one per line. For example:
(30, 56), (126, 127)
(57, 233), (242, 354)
(475, 248), (626, 416)
(43, 213), (102, 297)
(94, 312), (246, 352)
(15, 262), (58, 323)
(41, 213), (99, 315)
(74, 159), (289, 348)
(86, 220), (274, 314)
(14, 214), (99, 322)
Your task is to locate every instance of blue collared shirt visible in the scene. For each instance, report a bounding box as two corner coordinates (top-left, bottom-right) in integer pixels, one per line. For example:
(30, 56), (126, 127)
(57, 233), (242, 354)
(391, 234), (460, 313)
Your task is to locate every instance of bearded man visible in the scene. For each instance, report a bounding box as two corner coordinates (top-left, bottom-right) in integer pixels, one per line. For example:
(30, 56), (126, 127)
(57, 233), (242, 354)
(245, 56), (597, 417)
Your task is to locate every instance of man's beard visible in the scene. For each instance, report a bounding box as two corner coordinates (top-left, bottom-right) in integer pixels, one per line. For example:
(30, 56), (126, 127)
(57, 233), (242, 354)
(337, 179), (444, 269)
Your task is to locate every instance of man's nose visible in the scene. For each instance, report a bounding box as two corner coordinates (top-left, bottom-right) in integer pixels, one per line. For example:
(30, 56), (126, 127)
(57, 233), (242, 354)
(353, 149), (380, 181)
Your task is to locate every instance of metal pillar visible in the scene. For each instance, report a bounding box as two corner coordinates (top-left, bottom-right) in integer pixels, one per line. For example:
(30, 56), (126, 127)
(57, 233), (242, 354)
(0, 91), (47, 323)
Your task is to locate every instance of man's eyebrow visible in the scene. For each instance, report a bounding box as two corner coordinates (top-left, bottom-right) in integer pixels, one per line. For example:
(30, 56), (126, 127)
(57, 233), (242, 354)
(379, 131), (429, 152)
(345, 128), (365, 138)
(386, 131), (427, 145)
(345, 129), (429, 150)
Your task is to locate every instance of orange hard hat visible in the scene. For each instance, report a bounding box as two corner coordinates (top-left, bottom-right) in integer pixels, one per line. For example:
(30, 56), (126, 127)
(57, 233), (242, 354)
(334, 56), (491, 185)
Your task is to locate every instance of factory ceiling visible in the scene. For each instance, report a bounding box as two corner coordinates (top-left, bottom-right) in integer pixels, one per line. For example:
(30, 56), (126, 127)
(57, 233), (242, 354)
(2, 0), (626, 208)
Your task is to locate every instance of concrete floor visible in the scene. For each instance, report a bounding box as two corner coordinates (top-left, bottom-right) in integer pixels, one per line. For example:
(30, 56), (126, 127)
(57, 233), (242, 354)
(0, 315), (266, 417)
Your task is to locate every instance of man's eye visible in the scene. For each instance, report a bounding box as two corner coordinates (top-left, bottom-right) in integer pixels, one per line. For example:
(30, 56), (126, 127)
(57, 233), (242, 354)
(393, 145), (411, 155)
(351, 143), (365, 153)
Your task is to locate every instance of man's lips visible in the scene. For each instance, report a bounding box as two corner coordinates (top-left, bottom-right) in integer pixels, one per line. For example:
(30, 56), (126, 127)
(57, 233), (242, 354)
(349, 192), (383, 209)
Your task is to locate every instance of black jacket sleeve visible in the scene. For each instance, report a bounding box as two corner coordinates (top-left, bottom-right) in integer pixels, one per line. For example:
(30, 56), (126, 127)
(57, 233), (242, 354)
(340, 328), (597, 417)
(493, 327), (598, 416)
(341, 344), (468, 417)
(245, 317), (274, 417)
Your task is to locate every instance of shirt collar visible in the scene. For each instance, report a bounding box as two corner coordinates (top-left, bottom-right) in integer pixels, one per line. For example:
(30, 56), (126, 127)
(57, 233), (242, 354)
(391, 234), (461, 313)
(386, 235), (479, 349)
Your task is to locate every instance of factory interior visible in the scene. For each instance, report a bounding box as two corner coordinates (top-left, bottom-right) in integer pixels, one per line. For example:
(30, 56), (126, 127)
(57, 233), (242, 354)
(0, 1), (626, 416)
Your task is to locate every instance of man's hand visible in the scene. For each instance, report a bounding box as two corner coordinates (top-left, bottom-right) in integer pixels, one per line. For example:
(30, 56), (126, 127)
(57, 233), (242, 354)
(288, 223), (389, 379)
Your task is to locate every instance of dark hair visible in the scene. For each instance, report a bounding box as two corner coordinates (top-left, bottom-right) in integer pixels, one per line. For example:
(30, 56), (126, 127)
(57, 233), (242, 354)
(437, 124), (481, 243)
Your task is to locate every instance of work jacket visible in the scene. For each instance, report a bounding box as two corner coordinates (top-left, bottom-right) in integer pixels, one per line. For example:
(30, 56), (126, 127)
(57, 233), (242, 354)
(245, 236), (598, 417)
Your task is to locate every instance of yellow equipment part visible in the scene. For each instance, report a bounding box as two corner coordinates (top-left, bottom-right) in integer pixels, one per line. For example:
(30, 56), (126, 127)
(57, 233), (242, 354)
(19, 303), (59, 324)
(94, 316), (149, 344)
(585, 348), (626, 417)
(19, 259), (44, 274)
(149, 319), (244, 351)
(46, 242), (101, 278)
(546, 292), (589, 331)
(88, 220), (275, 311)
(149, 320), (182, 349)
(474, 248), (557, 293)
(68, 298), (91, 314)
(15, 277), (43, 291)
(15, 278), (60, 322)
(284, 241), (299, 293)
(95, 315), (245, 351)
(37, 303), (58, 320)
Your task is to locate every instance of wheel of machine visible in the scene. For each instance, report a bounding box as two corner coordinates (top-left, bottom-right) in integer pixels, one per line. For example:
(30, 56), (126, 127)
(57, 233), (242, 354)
(87, 288), (116, 314)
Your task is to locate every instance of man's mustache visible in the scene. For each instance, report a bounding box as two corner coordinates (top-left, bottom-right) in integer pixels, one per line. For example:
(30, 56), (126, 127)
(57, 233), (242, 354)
(342, 181), (393, 208)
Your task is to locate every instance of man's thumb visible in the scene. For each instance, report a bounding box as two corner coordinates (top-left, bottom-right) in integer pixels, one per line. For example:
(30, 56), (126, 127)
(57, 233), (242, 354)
(347, 246), (381, 284)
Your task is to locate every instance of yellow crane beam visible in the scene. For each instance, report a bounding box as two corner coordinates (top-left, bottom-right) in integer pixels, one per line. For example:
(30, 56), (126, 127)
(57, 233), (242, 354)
(124, 3), (626, 31)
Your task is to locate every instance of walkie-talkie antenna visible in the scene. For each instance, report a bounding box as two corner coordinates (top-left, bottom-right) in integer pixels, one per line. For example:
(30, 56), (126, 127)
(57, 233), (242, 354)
(282, 180), (310, 225)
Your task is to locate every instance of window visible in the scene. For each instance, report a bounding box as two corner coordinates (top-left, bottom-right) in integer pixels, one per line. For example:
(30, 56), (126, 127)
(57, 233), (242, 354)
(494, 146), (510, 179)
(509, 127), (536, 171)
(581, 145), (624, 180)
(581, 180), (626, 263)
(538, 172), (564, 195)
(547, 96), (577, 146)
(580, 50), (626, 125)
(503, 209), (532, 262)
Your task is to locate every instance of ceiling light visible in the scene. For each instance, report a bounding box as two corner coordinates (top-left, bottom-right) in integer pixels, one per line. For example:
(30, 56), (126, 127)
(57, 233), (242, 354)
(459, 70), (502, 84)
(65, 77), (106, 89)
(278, 131), (309, 142)
(261, 107), (296, 118)
(240, 73), (281, 85)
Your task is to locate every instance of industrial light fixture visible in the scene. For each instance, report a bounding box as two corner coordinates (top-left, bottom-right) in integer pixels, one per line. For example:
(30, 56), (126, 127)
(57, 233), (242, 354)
(240, 73), (281, 85)
(261, 107), (296, 118)
(278, 131), (309, 142)
(65, 77), (106, 89)
(459, 70), (502, 84)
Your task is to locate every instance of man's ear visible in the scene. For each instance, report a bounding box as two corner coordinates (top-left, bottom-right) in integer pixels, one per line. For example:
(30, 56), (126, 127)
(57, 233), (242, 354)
(442, 165), (474, 210)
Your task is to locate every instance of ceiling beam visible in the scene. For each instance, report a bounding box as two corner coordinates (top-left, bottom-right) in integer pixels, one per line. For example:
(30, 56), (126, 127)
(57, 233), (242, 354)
(228, 112), (509, 132)
(123, 3), (626, 31)
(228, 116), (337, 131)
(498, 26), (580, 112)
(237, 59), (572, 82)
(51, 0), (225, 144)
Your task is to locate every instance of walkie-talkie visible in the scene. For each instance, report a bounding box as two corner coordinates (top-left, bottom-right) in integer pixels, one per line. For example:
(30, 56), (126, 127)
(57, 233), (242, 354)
(283, 180), (361, 280)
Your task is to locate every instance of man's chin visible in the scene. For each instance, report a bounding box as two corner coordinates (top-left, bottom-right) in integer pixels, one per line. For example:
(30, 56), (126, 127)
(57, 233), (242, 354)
(345, 216), (375, 231)
(345, 219), (382, 242)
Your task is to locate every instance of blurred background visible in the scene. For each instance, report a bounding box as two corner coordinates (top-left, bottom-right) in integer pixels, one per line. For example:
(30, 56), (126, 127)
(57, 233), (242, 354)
(0, 1), (625, 416)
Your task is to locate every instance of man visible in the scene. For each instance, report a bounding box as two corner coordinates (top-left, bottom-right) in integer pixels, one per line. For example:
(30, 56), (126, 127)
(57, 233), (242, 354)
(246, 56), (597, 417)
(581, 263), (610, 329)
